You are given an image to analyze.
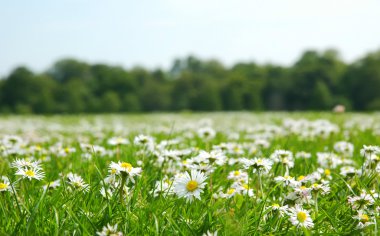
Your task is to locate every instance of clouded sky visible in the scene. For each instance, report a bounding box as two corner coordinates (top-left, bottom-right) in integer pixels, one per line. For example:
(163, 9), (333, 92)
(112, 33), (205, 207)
(1, 0), (379, 76)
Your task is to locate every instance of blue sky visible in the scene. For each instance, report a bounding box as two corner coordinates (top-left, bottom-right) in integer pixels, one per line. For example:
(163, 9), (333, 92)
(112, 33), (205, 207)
(1, 0), (380, 76)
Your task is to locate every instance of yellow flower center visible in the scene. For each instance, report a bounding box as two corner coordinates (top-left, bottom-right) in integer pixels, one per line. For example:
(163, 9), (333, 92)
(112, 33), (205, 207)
(242, 184), (249, 190)
(227, 188), (236, 195)
(300, 185), (307, 190)
(117, 138), (123, 143)
(272, 203), (280, 208)
(111, 168), (117, 174)
(234, 171), (240, 176)
(186, 180), (198, 192)
(25, 170), (35, 177)
(297, 176), (305, 181)
(361, 214), (369, 223)
(64, 147), (70, 153)
(257, 159), (263, 164)
(297, 211), (307, 223)
(0, 183), (8, 190)
(120, 162), (132, 172)
(324, 169), (331, 176)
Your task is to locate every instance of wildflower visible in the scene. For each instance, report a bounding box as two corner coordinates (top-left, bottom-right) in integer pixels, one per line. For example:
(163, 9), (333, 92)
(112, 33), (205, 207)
(96, 223), (123, 236)
(270, 203), (289, 216)
(340, 166), (359, 177)
(100, 187), (114, 199)
(348, 190), (377, 210)
(197, 150), (226, 166)
(152, 178), (174, 197)
(353, 211), (375, 229)
(109, 161), (142, 183)
(288, 205), (314, 228)
(108, 137), (129, 146)
(311, 183), (330, 195)
(197, 127), (216, 140)
(227, 170), (248, 182)
(0, 176), (11, 192)
(134, 134), (154, 147)
(360, 145), (380, 157)
(43, 179), (61, 190)
(241, 157), (273, 173)
(202, 230), (218, 236)
(295, 151), (311, 159)
(334, 141), (354, 157)
(15, 167), (45, 181)
(11, 158), (41, 170)
(275, 175), (297, 187)
(271, 150), (294, 168)
(67, 172), (89, 192)
(173, 170), (207, 202)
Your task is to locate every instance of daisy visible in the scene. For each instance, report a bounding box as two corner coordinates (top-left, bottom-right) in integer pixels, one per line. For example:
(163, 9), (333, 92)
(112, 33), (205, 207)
(96, 223), (123, 236)
(227, 170), (248, 182)
(288, 205), (314, 229)
(11, 158), (41, 170)
(0, 176), (11, 192)
(133, 134), (154, 147)
(270, 150), (294, 169)
(274, 175), (297, 187)
(334, 141), (354, 157)
(173, 170), (207, 202)
(108, 137), (129, 146)
(295, 152), (311, 159)
(67, 172), (89, 192)
(152, 178), (174, 197)
(197, 127), (216, 140)
(360, 145), (380, 157)
(202, 230), (218, 236)
(311, 183), (330, 195)
(43, 179), (61, 190)
(353, 211), (375, 229)
(109, 161), (142, 183)
(15, 167), (45, 181)
(241, 157), (273, 173)
(270, 203), (289, 217)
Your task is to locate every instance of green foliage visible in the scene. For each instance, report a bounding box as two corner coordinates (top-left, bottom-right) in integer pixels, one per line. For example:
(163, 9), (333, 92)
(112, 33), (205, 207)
(0, 113), (380, 235)
(0, 49), (380, 113)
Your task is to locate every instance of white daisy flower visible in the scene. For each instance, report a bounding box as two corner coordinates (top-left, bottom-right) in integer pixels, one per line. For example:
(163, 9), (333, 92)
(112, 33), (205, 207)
(96, 223), (123, 236)
(274, 175), (297, 186)
(241, 157), (273, 173)
(173, 170), (207, 202)
(270, 203), (289, 217)
(11, 158), (41, 170)
(43, 179), (61, 190)
(109, 161), (142, 183)
(288, 205), (314, 229)
(197, 127), (216, 140)
(67, 172), (89, 192)
(15, 167), (45, 181)
(108, 137), (129, 146)
(0, 176), (11, 192)
(353, 211), (375, 229)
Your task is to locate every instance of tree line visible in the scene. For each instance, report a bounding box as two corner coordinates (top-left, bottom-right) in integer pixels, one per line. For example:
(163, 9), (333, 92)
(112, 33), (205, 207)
(0, 49), (380, 113)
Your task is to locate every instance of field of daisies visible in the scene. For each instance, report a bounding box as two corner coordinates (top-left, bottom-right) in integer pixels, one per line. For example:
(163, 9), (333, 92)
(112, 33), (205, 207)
(1, 113), (380, 235)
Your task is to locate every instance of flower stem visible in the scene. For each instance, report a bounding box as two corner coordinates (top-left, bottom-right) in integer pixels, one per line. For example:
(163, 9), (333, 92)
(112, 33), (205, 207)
(119, 174), (127, 203)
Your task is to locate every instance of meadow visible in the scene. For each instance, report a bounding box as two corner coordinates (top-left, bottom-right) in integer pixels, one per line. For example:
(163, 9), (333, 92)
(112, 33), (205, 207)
(1, 112), (380, 235)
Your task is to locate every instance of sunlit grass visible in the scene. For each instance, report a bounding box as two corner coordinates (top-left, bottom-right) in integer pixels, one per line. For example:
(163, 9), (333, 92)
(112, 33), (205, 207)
(0, 113), (380, 235)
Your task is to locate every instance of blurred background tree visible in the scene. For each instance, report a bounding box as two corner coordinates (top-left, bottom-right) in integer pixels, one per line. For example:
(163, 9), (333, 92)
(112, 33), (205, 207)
(0, 49), (379, 113)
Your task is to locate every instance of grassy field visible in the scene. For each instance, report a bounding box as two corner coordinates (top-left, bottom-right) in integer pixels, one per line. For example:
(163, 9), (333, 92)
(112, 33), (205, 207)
(1, 112), (380, 235)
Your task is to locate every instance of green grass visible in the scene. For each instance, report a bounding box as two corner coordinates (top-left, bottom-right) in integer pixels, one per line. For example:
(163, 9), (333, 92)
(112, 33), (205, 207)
(0, 112), (380, 235)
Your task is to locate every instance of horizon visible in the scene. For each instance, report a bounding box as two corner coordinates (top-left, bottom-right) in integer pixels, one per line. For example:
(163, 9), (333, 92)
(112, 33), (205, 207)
(1, 0), (380, 77)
